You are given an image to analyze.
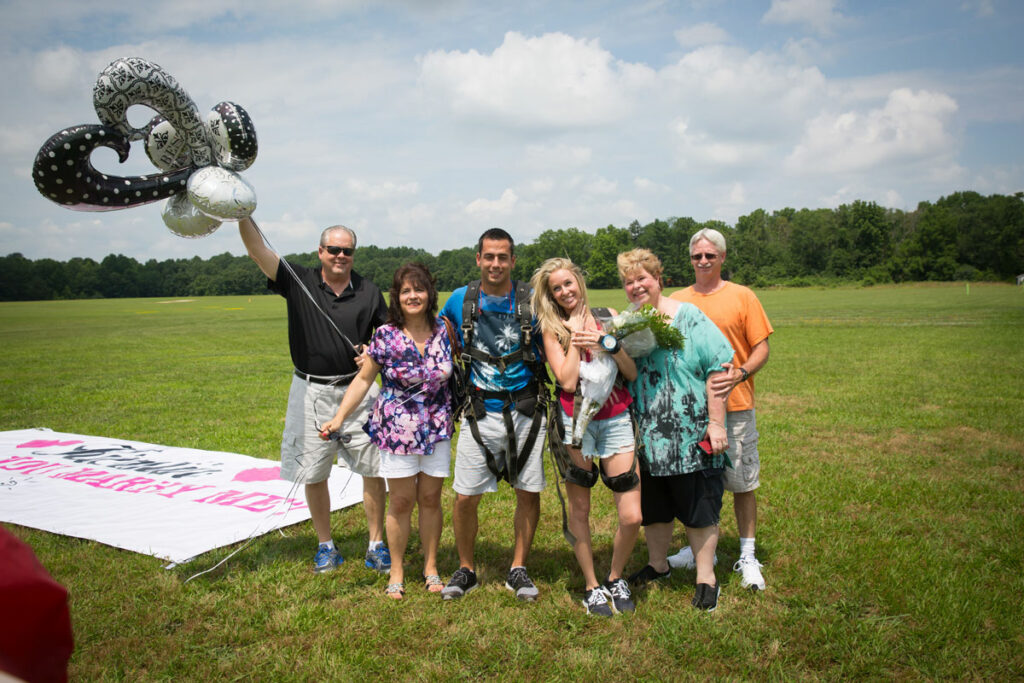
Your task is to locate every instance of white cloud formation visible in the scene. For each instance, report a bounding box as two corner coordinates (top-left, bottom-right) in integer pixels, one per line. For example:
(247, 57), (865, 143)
(961, 0), (995, 17)
(674, 22), (731, 48)
(762, 0), (850, 36)
(464, 188), (518, 215)
(346, 178), (419, 201)
(418, 31), (655, 129)
(785, 88), (959, 174)
(523, 143), (592, 168)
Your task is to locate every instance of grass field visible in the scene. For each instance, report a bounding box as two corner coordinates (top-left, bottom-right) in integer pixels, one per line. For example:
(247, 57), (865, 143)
(2, 282), (1023, 680)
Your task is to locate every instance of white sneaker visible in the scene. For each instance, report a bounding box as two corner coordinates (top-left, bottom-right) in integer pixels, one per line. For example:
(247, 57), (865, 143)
(733, 556), (766, 590)
(667, 546), (718, 570)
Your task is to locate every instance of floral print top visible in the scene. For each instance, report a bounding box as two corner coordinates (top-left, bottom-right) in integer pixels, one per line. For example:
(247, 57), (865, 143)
(364, 318), (455, 455)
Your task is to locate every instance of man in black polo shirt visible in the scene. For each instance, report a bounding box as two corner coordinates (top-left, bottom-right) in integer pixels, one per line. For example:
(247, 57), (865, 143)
(239, 217), (390, 574)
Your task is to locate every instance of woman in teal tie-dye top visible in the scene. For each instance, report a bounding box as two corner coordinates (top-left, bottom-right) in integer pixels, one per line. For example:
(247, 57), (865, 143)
(617, 248), (734, 612)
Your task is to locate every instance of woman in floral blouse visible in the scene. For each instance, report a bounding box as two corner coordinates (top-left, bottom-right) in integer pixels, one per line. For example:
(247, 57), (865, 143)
(320, 262), (455, 599)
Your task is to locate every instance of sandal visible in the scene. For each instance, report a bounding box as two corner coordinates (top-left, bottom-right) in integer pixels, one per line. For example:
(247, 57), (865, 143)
(423, 574), (444, 593)
(385, 582), (405, 600)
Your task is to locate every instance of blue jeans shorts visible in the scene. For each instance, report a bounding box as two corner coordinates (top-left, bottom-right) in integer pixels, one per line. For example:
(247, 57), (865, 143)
(561, 410), (634, 460)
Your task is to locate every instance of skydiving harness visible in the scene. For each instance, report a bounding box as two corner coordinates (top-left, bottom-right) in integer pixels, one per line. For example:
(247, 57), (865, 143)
(459, 279), (550, 488)
(545, 307), (640, 545)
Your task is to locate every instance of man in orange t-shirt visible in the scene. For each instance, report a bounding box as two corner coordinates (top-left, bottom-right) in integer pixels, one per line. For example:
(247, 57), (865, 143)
(668, 227), (773, 591)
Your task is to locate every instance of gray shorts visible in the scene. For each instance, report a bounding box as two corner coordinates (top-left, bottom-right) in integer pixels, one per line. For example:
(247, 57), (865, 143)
(279, 374), (381, 483)
(722, 409), (760, 493)
(453, 410), (547, 495)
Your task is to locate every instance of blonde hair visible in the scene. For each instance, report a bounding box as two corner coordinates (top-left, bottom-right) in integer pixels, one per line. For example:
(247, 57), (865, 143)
(530, 257), (589, 352)
(617, 248), (663, 281)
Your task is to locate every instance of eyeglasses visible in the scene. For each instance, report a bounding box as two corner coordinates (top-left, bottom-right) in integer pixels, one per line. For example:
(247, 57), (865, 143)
(323, 245), (354, 256)
(691, 252), (718, 261)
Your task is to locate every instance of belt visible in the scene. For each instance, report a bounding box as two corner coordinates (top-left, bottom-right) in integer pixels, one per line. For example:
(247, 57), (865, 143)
(294, 370), (352, 386)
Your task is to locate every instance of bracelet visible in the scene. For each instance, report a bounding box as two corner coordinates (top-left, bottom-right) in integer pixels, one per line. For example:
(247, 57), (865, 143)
(709, 420), (725, 429)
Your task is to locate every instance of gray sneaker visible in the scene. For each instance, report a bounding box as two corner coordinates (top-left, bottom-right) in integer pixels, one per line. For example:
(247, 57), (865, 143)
(582, 587), (614, 617)
(504, 567), (539, 602)
(441, 567), (478, 600)
(604, 577), (635, 613)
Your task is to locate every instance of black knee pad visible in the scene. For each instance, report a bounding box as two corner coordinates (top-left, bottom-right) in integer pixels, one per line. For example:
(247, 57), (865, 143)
(564, 463), (598, 488)
(601, 469), (639, 493)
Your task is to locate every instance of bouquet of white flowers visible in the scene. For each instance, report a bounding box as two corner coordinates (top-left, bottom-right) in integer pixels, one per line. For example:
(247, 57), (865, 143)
(607, 304), (686, 358)
(570, 305), (685, 447)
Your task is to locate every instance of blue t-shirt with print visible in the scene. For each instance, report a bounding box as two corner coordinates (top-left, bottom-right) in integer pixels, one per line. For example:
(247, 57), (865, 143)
(440, 282), (543, 412)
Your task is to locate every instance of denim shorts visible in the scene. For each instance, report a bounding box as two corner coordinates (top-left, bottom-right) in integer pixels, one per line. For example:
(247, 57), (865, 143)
(561, 410), (634, 460)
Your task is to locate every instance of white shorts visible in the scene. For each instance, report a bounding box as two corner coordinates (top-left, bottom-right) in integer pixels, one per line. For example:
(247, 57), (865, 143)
(379, 441), (452, 479)
(452, 410), (547, 495)
(279, 374), (381, 483)
(722, 409), (760, 493)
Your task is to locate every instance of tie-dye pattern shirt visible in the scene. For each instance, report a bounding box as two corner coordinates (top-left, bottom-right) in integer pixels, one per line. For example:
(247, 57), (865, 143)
(628, 303), (734, 476)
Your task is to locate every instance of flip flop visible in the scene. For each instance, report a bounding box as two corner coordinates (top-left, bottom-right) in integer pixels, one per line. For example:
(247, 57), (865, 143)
(385, 582), (405, 600)
(424, 574), (444, 593)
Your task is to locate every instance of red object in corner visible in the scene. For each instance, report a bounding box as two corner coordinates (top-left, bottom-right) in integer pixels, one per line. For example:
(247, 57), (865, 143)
(0, 526), (73, 683)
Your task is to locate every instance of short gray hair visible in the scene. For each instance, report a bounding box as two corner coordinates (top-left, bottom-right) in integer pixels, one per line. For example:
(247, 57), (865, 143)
(689, 228), (726, 253)
(320, 225), (357, 248)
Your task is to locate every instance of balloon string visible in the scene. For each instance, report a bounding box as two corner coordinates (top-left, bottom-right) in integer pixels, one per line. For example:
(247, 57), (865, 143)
(181, 405), (361, 584)
(249, 217), (361, 366)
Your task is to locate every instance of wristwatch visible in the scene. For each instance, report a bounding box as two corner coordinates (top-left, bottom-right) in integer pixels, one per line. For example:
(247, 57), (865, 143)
(738, 367), (749, 382)
(600, 334), (621, 354)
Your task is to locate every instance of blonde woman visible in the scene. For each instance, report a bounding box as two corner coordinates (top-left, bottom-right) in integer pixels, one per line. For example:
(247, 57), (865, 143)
(530, 257), (641, 617)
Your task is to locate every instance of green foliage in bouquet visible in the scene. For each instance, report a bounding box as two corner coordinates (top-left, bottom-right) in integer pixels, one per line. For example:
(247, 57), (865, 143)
(611, 304), (686, 350)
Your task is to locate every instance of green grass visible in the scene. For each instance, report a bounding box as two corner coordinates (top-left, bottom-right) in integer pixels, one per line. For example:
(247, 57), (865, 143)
(2, 283), (1023, 680)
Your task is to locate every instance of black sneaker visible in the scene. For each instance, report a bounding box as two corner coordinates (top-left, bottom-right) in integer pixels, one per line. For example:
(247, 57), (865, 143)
(627, 564), (671, 587)
(504, 566), (539, 601)
(441, 567), (478, 600)
(604, 577), (635, 613)
(692, 582), (720, 611)
(582, 587), (614, 617)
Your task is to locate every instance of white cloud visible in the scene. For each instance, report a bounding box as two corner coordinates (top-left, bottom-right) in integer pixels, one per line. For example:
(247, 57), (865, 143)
(346, 178), (420, 201)
(674, 22), (730, 48)
(633, 177), (670, 193)
(762, 0), (850, 36)
(524, 143), (592, 168)
(785, 88), (959, 174)
(464, 188), (518, 215)
(418, 31), (655, 129)
(585, 177), (617, 195)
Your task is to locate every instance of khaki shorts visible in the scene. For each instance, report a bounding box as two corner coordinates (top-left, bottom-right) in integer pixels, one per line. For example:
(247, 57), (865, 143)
(722, 409), (760, 493)
(453, 410), (546, 495)
(279, 374), (381, 484)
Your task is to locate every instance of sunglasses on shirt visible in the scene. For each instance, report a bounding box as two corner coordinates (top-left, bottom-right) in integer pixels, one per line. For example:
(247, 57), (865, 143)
(323, 245), (354, 256)
(690, 252), (719, 261)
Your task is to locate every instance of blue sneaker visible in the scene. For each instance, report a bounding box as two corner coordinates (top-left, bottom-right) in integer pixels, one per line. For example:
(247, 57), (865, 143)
(313, 544), (343, 573)
(365, 544), (391, 572)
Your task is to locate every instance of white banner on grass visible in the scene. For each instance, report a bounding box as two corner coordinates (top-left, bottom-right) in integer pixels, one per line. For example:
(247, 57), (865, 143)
(0, 428), (364, 563)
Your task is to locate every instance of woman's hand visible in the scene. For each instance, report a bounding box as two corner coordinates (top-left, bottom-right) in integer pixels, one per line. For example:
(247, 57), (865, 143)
(570, 328), (601, 350)
(318, 418), (343, 441)
(707, 421), (729, 455)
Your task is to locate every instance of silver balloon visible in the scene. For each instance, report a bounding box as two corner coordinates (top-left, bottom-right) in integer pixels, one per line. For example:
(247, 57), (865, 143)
(162, 193), (221, 238)
(186, 166), (257, 221)
(144, 116), (191, 172)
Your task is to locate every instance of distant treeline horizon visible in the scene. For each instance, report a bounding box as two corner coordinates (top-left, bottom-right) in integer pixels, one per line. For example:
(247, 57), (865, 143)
(2, 190), (1021, 302)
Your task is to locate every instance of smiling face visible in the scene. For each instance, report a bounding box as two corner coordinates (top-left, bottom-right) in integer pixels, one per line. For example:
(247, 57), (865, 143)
(690, 238), (724, 279)
(398, 277), (428, 322)
(317, 229), (355, 281)
(547, 268), (583, 315)
(622, 267), (661, 306)
(476, 237), (516, 292)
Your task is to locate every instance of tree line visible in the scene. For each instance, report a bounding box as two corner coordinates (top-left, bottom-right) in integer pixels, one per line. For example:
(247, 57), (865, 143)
(2, 191), (1021, 302)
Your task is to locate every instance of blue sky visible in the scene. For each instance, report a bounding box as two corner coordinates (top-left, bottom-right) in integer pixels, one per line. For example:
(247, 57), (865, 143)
(1, 0), (1021, 262)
